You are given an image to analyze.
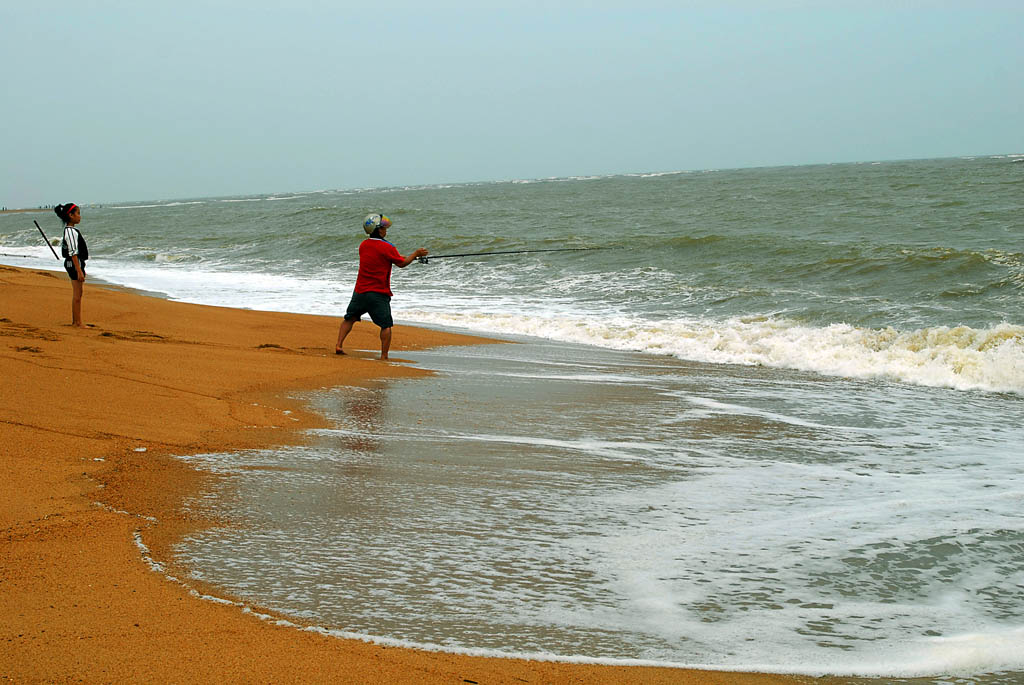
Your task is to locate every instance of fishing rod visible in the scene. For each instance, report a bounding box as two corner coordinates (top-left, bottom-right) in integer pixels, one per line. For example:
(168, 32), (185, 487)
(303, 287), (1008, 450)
(33, 220), (61, 261)
(417, 246), (603, 265)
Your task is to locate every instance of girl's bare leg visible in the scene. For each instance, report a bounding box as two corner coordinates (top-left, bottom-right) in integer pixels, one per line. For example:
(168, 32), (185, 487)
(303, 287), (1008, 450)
(71, 280), (84, 327)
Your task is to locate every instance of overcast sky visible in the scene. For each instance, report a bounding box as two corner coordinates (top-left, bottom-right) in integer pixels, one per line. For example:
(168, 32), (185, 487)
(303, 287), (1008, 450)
(2, 1), (1021, 207)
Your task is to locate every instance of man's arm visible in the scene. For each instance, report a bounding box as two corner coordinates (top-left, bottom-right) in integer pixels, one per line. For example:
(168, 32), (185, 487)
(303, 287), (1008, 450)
(397, 248), (429, 268)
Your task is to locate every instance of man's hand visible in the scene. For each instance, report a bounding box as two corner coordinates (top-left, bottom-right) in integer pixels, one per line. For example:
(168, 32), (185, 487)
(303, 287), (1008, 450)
(400, 247), (430, 267)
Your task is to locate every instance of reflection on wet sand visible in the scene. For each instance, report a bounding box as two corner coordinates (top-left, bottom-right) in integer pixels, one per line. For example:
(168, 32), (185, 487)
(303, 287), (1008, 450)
(330, 384), (390, 455)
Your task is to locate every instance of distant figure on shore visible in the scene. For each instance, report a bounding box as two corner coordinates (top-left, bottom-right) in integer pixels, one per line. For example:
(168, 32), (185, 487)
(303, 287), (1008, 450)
(56, 203), (88, 327)
(335, 213), (428, 360)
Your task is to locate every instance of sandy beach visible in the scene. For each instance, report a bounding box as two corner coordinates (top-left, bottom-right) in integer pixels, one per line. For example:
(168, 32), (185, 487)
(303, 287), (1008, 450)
(0, 265), (825, 684)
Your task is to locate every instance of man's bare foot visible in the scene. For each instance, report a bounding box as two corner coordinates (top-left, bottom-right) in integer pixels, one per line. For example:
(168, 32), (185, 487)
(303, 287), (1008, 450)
(335, 348), (345, 355)
(379, 355), (389, 361)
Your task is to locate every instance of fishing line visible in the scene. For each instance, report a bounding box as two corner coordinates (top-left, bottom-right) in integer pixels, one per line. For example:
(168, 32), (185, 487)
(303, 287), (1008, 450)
(417, 247), (603, 265)
(33, 220), (61, 261)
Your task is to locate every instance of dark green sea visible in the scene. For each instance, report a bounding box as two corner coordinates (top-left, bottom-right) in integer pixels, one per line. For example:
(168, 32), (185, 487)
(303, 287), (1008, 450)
(3, 155), (1022, 679)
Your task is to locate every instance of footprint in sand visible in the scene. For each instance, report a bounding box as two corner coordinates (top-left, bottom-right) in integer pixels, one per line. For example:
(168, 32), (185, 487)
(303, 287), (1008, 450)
(0, 320), (60, 342)
(98, 330), (166, 341)
(14, 345), (44, 354)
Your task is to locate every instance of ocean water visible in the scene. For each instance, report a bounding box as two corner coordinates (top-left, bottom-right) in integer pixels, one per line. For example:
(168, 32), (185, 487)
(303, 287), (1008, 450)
(2, 156), (1022, 679)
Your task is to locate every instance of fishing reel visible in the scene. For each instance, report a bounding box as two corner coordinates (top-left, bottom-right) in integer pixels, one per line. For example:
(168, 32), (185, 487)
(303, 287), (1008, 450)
(417, 255), (430, 264)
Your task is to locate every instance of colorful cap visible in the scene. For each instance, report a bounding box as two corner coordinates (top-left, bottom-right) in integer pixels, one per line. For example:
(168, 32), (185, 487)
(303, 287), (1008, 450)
(363, 213), (392, 234)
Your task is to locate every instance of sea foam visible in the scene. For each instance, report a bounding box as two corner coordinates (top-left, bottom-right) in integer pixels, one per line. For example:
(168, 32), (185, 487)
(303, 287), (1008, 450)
(405, 311), (1024, 395)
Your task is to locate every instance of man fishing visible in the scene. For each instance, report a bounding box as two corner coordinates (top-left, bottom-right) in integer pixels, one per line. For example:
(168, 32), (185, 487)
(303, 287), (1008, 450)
(335, 213), (428, 360)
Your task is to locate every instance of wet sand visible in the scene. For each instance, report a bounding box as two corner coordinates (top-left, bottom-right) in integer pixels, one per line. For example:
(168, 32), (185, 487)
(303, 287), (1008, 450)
(0, 265), (825, 683)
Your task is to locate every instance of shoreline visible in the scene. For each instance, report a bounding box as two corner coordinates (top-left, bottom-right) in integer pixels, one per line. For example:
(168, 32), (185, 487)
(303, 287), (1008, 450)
(0, 208), (52, 215)
(1, 265), (828, 683)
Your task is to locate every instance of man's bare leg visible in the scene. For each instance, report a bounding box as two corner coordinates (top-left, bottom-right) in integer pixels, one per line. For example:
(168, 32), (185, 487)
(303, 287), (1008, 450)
(379, 326), (392, 360)
(335, 318), (354, 354)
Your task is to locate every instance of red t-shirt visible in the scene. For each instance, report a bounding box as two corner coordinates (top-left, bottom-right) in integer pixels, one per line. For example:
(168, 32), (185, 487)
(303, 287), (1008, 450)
(354, 238), (405, 296)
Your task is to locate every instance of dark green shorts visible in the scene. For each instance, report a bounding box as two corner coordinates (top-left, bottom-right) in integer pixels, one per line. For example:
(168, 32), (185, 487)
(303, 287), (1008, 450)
(64, 259), (86, 281)
(344, 291), (393, 329)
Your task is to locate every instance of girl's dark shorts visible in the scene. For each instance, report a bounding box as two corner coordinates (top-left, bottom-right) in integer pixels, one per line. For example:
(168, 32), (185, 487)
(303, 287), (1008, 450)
(64, 259), (86, 281)
(344, 291), (393, 329)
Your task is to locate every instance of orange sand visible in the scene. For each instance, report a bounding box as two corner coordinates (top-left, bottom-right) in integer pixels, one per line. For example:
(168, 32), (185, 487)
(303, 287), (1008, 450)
(0, 265), (826, 684)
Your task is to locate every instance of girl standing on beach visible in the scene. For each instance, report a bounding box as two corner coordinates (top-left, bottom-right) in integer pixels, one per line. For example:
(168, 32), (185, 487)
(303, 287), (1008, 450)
(56, 203), (88, 327)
